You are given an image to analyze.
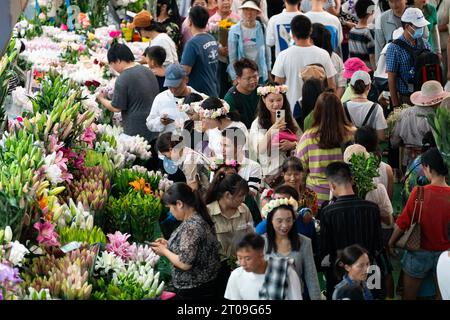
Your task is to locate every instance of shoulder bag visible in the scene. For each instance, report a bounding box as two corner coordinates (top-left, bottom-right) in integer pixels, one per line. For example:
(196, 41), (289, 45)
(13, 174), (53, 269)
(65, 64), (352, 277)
(396, 186), (424, 251)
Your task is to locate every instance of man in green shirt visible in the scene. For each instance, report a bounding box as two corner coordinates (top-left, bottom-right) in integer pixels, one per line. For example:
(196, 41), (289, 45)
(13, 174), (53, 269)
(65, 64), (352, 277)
(224, 58), (260, 129)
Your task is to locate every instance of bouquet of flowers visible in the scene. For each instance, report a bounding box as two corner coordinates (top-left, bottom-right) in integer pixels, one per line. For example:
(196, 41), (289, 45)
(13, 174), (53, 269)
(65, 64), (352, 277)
(218, 19), (236, 47)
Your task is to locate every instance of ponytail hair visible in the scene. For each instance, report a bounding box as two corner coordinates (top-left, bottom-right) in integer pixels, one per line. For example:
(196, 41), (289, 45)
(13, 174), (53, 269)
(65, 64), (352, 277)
(351, 79), (369, 95)
(205, 173), (249, 204)
(162, 182), (214, 228)
(335, 244), (369, 279)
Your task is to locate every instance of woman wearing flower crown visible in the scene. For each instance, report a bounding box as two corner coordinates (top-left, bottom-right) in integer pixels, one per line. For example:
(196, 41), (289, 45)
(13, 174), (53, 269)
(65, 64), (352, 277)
(261, 197), (322, 300)
(199, 97), (248, 159)
(249, 82), (302, 179)
(205, 172), (253, 296)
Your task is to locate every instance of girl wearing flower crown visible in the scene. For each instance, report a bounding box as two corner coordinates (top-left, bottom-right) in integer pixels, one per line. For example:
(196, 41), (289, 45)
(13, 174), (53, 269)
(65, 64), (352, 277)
(205, 172), (253, 296)
(261, 196), (322, 300)
(249, 82), (302, 179)
(199, 97), (249, 159)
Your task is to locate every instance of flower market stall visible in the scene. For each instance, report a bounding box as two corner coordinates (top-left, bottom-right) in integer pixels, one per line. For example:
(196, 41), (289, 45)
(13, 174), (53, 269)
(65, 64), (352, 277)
(0, 0), (175, 300)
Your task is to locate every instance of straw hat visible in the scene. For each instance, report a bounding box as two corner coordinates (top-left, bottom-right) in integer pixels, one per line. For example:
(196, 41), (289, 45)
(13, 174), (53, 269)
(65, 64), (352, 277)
(410, 80), (450, 107)
(343, 144), (370, 164)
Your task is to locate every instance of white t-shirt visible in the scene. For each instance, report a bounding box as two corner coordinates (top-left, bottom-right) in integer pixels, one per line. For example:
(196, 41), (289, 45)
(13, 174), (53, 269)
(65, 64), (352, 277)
(272, 45), (337, 109)
(304, 11), (343, 47)
(150, 33), (179, 67)
(331, 52), (346, 89)
(206, 121), (249, 158)
(301, 0), (335, 13)
(266, 11), (302, 55)
(365, 183), (393, 229)
(344, 101), (388, 130)
(241, 25), (258, 61)
(437, 251), (450, 300)
(146, 88), (192, 133)
(224, 266), (303, 300)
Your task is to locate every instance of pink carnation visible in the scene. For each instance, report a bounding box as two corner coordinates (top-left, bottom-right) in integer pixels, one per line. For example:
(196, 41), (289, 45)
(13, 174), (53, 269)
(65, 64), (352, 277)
(34, 221), (60, 247)
(60, 24), (68, 31)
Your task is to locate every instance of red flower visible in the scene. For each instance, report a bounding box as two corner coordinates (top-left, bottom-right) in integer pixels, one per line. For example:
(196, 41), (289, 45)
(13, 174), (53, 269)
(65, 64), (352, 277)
(93, 59), (99, 65)
(85, 80), (93, 87)
(92, 80), (100, 87)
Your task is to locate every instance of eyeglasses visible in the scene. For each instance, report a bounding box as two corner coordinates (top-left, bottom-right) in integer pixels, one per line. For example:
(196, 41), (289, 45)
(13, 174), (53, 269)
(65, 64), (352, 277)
(241, 75), (259, 81)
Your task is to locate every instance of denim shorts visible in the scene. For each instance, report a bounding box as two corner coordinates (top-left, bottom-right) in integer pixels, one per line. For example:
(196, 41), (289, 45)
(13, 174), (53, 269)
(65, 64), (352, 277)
(401, 250), (443, 279)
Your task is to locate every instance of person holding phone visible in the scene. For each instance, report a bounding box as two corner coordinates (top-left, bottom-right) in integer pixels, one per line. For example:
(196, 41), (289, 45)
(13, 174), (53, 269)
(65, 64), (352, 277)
(249, 82), (302, 180)
(146, 64), (204, 137)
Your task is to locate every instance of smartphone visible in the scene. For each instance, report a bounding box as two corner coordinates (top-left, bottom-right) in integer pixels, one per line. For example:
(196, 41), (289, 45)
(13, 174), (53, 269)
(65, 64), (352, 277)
(276, 110), (285, 120)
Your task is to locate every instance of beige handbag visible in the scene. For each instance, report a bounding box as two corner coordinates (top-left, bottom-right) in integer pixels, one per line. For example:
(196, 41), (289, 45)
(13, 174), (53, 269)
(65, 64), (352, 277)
(396, 186), (424, 251)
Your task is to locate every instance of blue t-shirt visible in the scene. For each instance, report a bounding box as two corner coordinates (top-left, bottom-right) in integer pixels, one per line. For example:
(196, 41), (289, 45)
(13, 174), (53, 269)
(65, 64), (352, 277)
(255, 217), (316, 240)
(181, 33), (219, 97)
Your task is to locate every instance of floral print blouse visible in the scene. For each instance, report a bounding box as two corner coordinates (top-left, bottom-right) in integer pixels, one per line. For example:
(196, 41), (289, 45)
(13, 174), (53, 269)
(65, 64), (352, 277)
(168, 213), (221, 289)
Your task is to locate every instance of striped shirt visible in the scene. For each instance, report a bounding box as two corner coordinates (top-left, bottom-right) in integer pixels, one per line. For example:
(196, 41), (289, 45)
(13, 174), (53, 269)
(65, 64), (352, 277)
(349, 27), (375, 68)
(296, 128), (352, 205)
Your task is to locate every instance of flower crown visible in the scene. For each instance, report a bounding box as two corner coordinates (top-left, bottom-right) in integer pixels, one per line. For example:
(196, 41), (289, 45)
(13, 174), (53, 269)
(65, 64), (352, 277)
(257, 85), (288, 96)
(198, 100), (231, 119)
(261, 197), (299, 219)
(177, 99), (203, 114)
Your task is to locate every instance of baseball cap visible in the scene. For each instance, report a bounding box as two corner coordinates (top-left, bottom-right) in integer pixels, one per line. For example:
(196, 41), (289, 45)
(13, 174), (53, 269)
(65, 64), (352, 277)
(239, 1), (262, 12)
(129, 10), (153, 29)
(350, 70), (371, 86)
(164, 64), (187, 88)
(401, 8), (430, 28)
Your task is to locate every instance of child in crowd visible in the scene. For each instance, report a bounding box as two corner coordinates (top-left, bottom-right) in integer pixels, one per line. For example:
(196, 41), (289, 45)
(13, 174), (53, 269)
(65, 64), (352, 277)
(144, 46), (167, 92)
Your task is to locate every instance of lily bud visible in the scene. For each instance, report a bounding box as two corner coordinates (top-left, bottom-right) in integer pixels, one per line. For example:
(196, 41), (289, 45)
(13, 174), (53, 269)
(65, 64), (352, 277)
(4, 226), (13, 243)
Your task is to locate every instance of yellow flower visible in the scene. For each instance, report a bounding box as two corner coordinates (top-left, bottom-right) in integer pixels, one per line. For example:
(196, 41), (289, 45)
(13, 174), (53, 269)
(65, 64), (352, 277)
(87, 32), (96, 41)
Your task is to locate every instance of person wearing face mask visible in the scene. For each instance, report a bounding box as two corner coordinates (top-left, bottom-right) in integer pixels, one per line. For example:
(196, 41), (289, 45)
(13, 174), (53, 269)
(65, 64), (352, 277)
(386, 8), (432, 107)
(205, 173), (253, 297)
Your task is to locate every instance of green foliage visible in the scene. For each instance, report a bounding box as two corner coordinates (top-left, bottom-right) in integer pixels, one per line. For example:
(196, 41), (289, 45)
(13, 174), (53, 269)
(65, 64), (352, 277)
(83, 150), (114, 177)
(104, 192), (162, 243)
(127, 0), (147, 13)
(30, 74), (74, 113)
(59, 226), (107, 246)
(0, 129), (44, 239)
(0, 39), (18, 129)
(349, 153), (380, 199)
(426, 106), (450, 169)
(112, 169), (151, 197)
(92, 275), (155, 300)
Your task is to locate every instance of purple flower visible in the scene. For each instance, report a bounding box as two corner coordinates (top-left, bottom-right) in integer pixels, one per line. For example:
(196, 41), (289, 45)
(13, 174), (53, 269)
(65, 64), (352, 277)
(0, 263), (22, 284)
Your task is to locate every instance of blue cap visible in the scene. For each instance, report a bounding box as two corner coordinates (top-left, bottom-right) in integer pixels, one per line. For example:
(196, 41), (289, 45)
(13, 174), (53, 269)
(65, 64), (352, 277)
(164, 64), (187, 88)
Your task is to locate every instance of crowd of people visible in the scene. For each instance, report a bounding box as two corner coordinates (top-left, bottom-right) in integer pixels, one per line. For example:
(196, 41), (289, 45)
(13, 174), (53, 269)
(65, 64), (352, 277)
(97, 0), (450, 300)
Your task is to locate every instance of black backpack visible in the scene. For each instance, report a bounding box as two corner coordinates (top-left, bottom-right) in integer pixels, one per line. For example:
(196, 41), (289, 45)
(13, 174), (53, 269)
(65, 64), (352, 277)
(392, 38), (444, 93)
(343, 102), (377, 129)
